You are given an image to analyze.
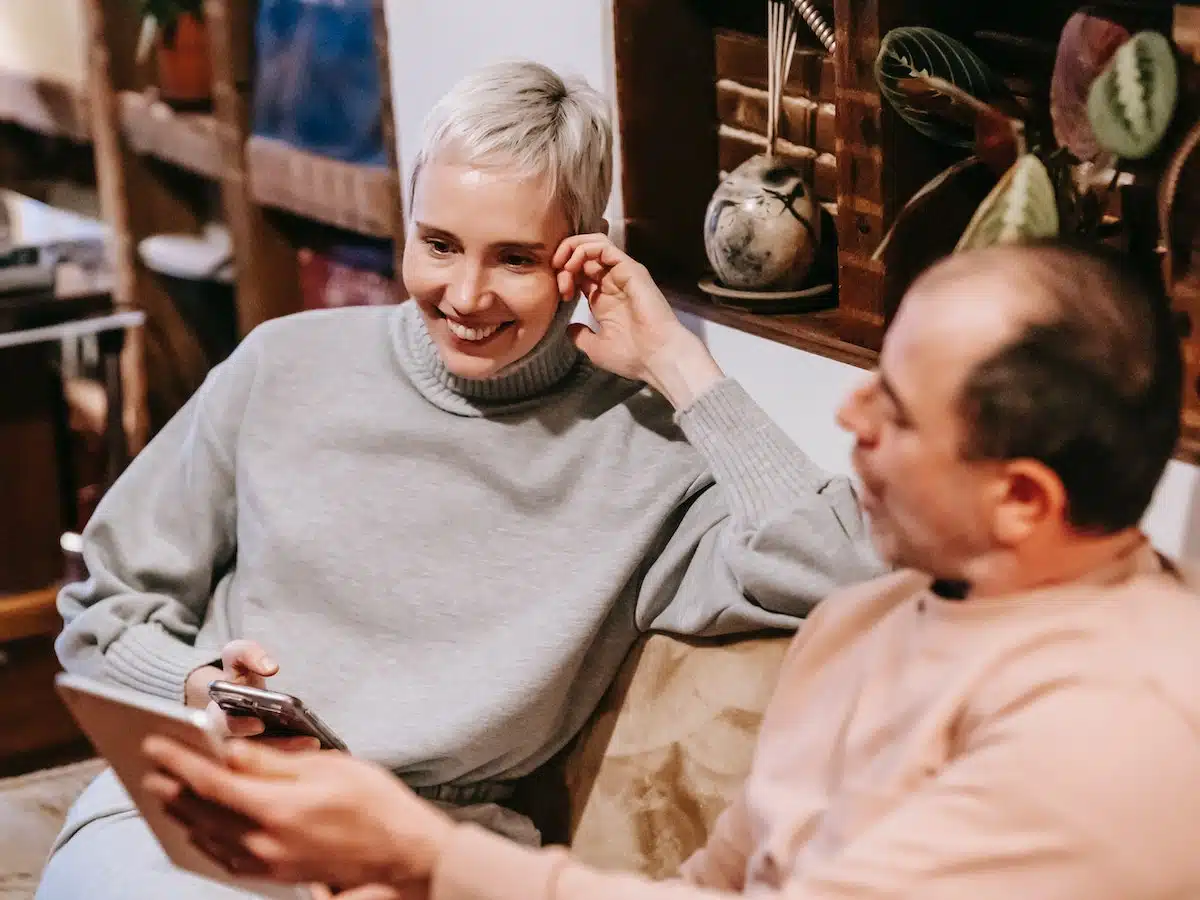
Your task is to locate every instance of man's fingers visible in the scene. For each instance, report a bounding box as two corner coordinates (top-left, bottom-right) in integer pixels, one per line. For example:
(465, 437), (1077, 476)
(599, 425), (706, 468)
(143, 736), (273, 818)
(224, 737), (311, 778)
(333, 885), (409, 899)
(254, 735), (322, 753)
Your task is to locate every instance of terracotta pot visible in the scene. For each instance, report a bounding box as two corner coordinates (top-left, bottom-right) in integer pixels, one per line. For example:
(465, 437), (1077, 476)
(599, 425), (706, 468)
(155, 13), (212, 108)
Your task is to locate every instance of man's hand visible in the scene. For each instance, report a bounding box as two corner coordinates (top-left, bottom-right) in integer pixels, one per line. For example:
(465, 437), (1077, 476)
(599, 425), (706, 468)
(553, 234), (724, 409)
(142, 737), (454, 891)
(184, 640), (318, 751)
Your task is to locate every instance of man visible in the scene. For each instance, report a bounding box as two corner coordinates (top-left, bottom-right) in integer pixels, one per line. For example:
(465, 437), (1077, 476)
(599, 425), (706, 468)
(143, 239), (1200, 900)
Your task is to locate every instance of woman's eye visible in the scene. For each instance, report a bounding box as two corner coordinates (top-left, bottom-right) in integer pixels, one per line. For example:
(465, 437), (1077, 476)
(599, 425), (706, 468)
(502, 254), (535, 269)
(424, 238), (453, 256)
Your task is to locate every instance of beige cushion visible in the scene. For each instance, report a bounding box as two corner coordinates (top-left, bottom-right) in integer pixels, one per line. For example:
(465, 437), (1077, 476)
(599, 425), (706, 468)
(0, 758), (106, 899)
(519, 632), (790, 877)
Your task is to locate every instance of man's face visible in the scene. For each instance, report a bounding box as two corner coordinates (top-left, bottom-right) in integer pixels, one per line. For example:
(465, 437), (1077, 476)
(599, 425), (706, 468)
(836, 266), (1033, 576)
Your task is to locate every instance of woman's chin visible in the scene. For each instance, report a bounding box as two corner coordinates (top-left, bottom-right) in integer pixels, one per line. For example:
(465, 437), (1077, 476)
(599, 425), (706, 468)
(437, 346), (512, 380)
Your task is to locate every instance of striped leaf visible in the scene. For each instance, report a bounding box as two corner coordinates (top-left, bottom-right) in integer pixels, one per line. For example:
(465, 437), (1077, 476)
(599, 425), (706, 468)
(1050, 11), (1131, 162)
(875, 27), (1006, 148)
(956, 154), (1060, 251)
(1087, 30), (1179, 160)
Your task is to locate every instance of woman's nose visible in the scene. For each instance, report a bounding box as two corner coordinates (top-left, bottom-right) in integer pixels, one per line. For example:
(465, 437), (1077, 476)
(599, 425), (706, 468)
(449, 265), (493, 315)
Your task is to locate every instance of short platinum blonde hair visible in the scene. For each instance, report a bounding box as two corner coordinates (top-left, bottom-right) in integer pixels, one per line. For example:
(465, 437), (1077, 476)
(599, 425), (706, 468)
(409, 60), (613, 234)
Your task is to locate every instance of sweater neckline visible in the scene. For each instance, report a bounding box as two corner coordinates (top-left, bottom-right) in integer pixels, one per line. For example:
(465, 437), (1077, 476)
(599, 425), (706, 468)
(392, 300), (583, 416)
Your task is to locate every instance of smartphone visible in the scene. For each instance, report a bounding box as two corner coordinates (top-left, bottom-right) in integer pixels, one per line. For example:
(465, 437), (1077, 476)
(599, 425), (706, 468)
(207, 681), (348, 752)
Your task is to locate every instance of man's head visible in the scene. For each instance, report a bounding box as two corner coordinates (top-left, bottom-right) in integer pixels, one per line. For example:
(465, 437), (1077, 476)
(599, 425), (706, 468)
(838, 241), (1181, 587)
(403, 61), (613, 379)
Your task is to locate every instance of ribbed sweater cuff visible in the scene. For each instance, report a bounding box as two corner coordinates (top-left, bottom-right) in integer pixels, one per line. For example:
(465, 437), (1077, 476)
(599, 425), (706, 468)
(432, 824), (567, 900)
(102, 623), (222, 703)
(675, 378), (830, 524)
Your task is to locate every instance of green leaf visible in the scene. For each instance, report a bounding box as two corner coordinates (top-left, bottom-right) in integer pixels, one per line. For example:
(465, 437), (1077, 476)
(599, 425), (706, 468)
(956, 154), (1060, 251)
(1086, 30), (1179, 160)
(875, 26), (1006, 148)
(1050, 10), (1131, 163)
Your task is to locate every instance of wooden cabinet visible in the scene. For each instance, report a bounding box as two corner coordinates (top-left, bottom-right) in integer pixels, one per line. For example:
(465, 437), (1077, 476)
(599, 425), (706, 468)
(0, 590), (91, 778)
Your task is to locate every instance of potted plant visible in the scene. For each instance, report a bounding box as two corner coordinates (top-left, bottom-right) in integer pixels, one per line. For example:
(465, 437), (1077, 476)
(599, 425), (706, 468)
(136, 0), (211, 108)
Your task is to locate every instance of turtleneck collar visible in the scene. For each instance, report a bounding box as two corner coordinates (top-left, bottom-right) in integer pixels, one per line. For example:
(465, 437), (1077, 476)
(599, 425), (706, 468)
(391, 300), (584, 416)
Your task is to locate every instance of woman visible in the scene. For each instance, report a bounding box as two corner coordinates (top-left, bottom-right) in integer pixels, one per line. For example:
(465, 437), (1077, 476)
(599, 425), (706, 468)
(36, 61), (879, 900)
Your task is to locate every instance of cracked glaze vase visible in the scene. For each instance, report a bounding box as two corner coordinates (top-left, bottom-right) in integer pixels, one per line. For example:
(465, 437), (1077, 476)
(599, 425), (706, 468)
(703, 154), (821, 291)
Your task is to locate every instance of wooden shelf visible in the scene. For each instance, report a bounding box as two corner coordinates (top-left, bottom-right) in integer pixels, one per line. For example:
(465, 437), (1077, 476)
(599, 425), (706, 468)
(119, 91), (220, 179)
(247, 136), (398, 240)
(0, 66), (90, 142)
(665, 284), (881, 370)
(0, 587), (61, 644)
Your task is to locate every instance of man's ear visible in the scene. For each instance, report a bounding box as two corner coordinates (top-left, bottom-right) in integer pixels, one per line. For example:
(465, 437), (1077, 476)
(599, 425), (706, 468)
(992, 458), (1065, 546)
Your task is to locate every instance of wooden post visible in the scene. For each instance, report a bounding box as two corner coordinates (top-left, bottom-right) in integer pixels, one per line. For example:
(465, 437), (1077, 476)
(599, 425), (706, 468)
(372, 0), (408, 299)
(86, 0), (211, 444)
(207, 0), (302, 334)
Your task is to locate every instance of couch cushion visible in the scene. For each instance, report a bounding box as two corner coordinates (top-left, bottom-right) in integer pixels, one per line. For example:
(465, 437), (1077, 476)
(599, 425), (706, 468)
(0, 758), (106, 899)
(560, 632), (790, 877)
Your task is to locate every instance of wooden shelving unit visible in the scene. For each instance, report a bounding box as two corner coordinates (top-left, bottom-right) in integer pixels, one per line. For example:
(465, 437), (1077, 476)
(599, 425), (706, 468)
(0, 67), (91, 143)
(615, 0), (1200, 460)
(246, 136), (399, 240)
(119, 91), (221, 180)
(85, 0), (406, 445)
(0, 65), (96, 207)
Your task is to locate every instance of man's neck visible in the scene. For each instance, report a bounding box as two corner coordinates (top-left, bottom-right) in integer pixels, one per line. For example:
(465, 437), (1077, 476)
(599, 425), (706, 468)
(956, 528), (1147, 599)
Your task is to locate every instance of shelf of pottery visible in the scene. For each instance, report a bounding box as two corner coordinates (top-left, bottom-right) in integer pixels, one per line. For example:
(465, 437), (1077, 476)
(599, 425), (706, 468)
(84, 0), (405, 447)
(615, 0), (1200, 398)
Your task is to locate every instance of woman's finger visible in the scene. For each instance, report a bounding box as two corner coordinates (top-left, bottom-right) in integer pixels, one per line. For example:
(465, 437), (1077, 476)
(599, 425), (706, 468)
(552, 232), (608, 267)
(556, 268), (576, 300)
(221, 639), (278, 681)
(581, 259), (608, 282)
(560, 240), (618, 275)
(223, 713), (268, 739)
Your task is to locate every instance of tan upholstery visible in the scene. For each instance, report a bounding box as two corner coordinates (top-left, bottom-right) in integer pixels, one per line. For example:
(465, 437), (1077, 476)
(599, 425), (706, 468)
(515, 632), (791, 876)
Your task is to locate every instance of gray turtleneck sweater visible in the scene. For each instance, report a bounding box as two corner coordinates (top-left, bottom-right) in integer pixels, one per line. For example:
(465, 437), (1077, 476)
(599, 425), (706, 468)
(57, 301), (881, 787)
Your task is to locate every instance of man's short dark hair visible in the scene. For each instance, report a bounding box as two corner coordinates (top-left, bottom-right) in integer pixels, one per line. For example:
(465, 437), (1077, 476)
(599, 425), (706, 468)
(955, 239), (1182, 534)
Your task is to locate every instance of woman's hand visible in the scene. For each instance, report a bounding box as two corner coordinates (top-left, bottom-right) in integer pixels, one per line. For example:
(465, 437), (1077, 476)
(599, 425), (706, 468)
(185, 640), (319, 751)
(142, 736), (453, 891)
(554, 234), (724, 409)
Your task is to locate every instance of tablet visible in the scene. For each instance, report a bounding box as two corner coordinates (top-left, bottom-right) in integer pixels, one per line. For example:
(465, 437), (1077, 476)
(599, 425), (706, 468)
(55, 673), (312, 900)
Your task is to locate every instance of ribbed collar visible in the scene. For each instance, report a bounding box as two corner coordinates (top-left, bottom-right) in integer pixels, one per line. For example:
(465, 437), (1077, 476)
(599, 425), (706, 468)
(391, 300), (583, 416)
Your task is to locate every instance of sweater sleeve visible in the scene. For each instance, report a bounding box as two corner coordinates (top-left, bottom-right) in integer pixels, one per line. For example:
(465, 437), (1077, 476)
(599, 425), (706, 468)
(431, 683), (1200, 900)
(55, 333), (264, 702)
(635, 378), (884, 635)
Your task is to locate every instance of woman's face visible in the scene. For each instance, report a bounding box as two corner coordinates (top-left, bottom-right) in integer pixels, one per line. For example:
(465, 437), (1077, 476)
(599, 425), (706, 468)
(402, 160), (572, 379)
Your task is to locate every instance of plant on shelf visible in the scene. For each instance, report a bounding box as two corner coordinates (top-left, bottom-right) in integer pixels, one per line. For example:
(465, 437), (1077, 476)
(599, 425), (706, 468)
(134, 0), (212, 109)
(871, 15), (1184, 257)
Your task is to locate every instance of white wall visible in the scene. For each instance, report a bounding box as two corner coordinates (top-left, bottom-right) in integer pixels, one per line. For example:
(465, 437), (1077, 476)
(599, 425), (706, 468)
(386, 0), (1200, 560)
(385, 0), (623, 244)
(0, 0), (87, 85)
